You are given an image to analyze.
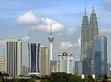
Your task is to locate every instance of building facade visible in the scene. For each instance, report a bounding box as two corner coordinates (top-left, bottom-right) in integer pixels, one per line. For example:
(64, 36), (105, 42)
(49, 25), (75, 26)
(39, 46), (50, 75)
(75, 61), (83, 75)
(81, 7), (89, 60)
(5, 38), (22, 76)
(50, 60), (57, 73)
(94, 51), (101, 76)
(0, 56), (5, 72)
(107, 63), (111, 76)
(28, 43), (40, 73)
(22, 65), (28, 76)
(75, 60), (91, 75)
(94, 36), (107, 76)
(81, 4), (98, 75)
(57, 52), (74, 74)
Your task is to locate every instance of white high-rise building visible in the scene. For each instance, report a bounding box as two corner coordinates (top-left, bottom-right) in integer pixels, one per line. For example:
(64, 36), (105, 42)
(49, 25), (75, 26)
(5, 38), (22, 76)
(0, 56), (5, 72)
(57, 52), (74, 74)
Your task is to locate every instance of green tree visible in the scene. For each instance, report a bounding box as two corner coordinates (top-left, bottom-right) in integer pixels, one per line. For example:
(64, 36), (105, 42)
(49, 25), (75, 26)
(41, 79), (50, 82)
(30, 74), (41, 79)
(48, 72), (70, 82)
(0, 72), (4, 82)
(85, 75), (94, 82)
(69, 75), (83, 82)
(102, 74), (108, 82)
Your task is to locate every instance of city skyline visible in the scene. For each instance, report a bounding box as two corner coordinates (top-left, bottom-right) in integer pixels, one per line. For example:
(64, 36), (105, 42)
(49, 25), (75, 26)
(0, 0), (111, 66)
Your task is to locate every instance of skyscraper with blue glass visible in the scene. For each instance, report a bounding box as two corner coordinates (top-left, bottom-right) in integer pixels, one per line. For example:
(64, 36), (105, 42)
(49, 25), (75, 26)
(94, 36), (107, 76)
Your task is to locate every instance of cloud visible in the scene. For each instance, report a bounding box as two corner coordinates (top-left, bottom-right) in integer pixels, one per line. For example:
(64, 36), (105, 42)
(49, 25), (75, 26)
(59, 41), (73, 51)
(0, 40), (5, 45)
(16, 11), (64, 32)
(100, 28), (111, 35)
(16, 11), (40, 26)
(65, 28), (80, 36)
(32, 24), (49, 32)
(41, 18), (55, 25)
(74, 38), (81, 47)
(22, 36), (30, 41)
(32, 18), (64, 32)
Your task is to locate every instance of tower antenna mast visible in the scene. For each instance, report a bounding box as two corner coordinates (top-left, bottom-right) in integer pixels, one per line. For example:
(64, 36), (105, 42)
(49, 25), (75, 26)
(92, 0), (94, 9)
(50, 24), (52, 35)
(85, 0), (86, 12)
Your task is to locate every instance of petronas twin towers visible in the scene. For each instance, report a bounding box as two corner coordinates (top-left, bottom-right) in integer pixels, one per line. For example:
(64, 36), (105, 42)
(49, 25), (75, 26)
(81, 5), (98, 61)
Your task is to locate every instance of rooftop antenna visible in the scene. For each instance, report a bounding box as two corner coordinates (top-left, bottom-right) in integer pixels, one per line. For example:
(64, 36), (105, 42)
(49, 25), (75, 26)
(92, 0), (95, 13)
(84, 0), (87, 16)
(50, 24), (52, 35)
(92, 0), (94, 9)
(85, 0), (86, 12)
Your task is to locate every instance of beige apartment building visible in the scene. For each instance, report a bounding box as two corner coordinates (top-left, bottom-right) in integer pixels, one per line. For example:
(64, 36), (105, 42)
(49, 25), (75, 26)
(0, 56), (5, 72)
(39, 46), (50, 76)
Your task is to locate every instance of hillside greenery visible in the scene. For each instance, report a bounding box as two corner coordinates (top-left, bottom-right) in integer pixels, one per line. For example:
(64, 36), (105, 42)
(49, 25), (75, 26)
(0, 72), (110, 82)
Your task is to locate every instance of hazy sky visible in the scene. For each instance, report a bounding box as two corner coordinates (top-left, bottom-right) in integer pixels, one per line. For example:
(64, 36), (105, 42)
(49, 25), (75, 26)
(0, 0), (111, 66)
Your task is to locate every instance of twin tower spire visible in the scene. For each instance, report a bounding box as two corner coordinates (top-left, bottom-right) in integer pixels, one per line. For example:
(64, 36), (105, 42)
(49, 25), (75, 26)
(84, 0), (95, 16)
(81, 0), (98, 60)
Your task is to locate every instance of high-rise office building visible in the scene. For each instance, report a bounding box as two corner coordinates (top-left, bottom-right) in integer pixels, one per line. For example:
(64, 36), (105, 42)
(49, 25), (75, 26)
(81, 2), (98, 75)
(89, 5), (98, 60)
(57, 52), (73, 74)
(28, 43), (40, 73)
(0, 56), (5, 72)
(81, 5), (89, 60)
(81, 4), (98, 59)
(75, 59), (91, 75)
(94, 36), (107, 76)
(5, 38), (22, 76)
(39, 46), (50, 75)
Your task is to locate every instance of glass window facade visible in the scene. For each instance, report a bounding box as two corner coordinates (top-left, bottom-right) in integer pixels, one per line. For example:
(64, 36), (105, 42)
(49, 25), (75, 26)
(31, 43), (36, 72)
(94, 36), (107, 76)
